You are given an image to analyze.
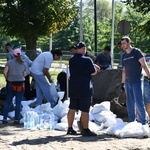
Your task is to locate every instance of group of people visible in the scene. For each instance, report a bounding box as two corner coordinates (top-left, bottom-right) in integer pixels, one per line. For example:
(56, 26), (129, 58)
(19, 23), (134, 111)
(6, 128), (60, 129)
(2, 36), (150, 137)
(2, 43), (62, 124)
(67, 37), (150, 137)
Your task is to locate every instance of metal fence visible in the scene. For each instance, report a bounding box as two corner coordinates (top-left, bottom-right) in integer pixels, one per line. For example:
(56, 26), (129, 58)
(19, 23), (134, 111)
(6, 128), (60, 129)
(0, 51), (121, 72)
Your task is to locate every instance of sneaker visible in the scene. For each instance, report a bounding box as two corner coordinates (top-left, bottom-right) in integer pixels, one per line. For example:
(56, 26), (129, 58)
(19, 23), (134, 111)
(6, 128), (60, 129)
(67, 127), (77, 135)
(82, 128), (97, 137)
(14, 120), (20, 125)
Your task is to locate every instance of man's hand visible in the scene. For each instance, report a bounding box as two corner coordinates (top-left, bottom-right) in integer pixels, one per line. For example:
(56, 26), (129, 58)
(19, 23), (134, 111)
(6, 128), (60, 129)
(121, 83), (125, 91)
(144, 76), (150, 83)
(94, 64), (100, 72)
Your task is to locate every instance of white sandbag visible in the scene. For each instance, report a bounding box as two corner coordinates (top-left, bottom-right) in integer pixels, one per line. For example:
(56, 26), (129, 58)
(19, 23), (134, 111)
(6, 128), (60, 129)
(93, 112), (106, 124)
(142, 124), (150, 137)
(21, 99), (36, 107)
(55, 120), (78, 131)
(50, 83), (59, 103)
(53, 100), (69, 119)
(61, 115), (67, 123)
(103, 116), (117, 128)
(100, 110), (115, 117)
(21, 105), (34, 117)
(89, 112), (94, 121)
(93, 110), (116, 125)
(54, 122), (68, 131)
(119, 121), (150, 138)
(89, 121), (100, 132)
(40, 102), (53, 113)
(105, 121), (126, 136)
(58, 91), (65, 101)
(8, 111), (15, 118)
(91, 101), (110, 114)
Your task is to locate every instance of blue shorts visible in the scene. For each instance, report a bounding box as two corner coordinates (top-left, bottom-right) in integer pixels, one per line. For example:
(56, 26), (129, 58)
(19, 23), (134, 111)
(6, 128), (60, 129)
(69, 97), (91, 113)
(143, 79), (150, 104)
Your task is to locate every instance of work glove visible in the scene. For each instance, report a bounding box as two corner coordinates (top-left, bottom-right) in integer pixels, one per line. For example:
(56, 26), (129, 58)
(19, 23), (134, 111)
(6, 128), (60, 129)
(121, 83), (125, 91)
(144, 76), (150, 84)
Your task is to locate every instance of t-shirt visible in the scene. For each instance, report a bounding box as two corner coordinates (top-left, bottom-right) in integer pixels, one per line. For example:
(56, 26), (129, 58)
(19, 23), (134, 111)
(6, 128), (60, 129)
(95, 52), (111, 69)
(7, 50), (14, 60)
(21, 52), (32, 75)
(122, 48), (143, 82)
(30, 52), (53, 75)
(6, 59), (26, 81)
(69, 53), (96, 98)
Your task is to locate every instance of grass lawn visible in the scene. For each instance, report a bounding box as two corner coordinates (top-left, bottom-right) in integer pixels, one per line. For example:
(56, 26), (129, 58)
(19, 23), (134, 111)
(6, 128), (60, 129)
(0, 73), (6, 88)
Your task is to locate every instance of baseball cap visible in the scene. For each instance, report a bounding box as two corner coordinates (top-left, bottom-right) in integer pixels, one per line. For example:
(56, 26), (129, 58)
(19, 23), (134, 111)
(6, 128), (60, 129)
(13, 48), (22, 56)
(76, 42), (86, 49)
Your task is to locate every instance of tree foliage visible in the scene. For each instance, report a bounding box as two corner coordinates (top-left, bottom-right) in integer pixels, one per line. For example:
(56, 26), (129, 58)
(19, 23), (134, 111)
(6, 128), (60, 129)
(122, 0), (150, 14)
(0, 0), (77, 59)
(122, 0), (150, 34)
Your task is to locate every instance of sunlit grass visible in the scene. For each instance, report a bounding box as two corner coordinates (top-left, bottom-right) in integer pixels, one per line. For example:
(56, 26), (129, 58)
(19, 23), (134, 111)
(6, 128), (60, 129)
(0, 73), (6, 88)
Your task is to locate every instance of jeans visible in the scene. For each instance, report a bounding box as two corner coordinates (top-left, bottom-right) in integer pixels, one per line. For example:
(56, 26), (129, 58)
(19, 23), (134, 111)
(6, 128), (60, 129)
(31, 73), (56, 107)
(125, 80), (147, 125)
(3, 82), (24, 120)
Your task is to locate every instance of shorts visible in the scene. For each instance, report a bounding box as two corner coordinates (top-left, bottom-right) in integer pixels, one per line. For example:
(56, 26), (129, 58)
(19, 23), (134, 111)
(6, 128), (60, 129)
(143, 79), (150, 104)
(69, 97), (91, 113)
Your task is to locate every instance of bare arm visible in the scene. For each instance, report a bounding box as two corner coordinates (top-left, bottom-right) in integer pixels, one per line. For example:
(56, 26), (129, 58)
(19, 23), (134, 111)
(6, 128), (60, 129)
(23, 70), (27, 77)
(139, 57), (150, 78)
(3, 66), (9, 80)
(91, 64), (100, 76)
(43, 68), (52, 83)
(121, 67), (126, 83)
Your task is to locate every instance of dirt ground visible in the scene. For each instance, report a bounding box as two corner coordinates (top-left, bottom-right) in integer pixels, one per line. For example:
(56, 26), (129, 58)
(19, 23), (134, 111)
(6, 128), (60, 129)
(0, 122), (150, 150)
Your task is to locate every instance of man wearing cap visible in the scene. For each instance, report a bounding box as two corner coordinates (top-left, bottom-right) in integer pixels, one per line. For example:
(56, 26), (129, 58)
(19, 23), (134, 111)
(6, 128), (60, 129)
(67, 42), (100, 136)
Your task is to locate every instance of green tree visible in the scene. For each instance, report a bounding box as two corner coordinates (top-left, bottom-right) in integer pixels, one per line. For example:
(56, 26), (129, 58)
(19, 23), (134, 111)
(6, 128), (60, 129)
(122, 0), (150, 34)
(0, 0), (77, 60)
(37, 9), (80, 52)
(114, 2), (150, 53)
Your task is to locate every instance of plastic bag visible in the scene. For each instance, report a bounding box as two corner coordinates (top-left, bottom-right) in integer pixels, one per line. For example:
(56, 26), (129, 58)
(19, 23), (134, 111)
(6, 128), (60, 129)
(50, 83), (59, 103)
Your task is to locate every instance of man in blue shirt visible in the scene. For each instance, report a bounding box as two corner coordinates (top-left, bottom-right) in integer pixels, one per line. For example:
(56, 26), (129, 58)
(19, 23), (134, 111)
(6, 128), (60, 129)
(95, 46), (111, 70)
(121, 36), (150, 125)
(67, 42), (100, 136)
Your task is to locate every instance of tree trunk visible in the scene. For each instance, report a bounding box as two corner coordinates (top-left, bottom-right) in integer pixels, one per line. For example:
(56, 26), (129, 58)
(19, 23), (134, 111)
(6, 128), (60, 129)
(24, 35), (38, 61)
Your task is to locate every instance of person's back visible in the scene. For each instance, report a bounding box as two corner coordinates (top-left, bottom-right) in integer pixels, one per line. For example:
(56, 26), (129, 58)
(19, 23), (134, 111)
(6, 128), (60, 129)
(21, 52), (32, 75)
(6, 59), (26, 81)
(31, 52), (53, 75)
(69, 54), (95, 98)
(3, 48), (26, 124)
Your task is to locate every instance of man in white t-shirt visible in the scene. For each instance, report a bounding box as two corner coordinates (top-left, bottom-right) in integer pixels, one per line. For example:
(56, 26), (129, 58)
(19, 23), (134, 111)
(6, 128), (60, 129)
(30, 49), (62, 107)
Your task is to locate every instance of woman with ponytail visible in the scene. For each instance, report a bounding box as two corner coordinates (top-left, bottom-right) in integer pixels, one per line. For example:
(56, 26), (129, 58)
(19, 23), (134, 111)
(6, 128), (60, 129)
(3, 48), (26, 125)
